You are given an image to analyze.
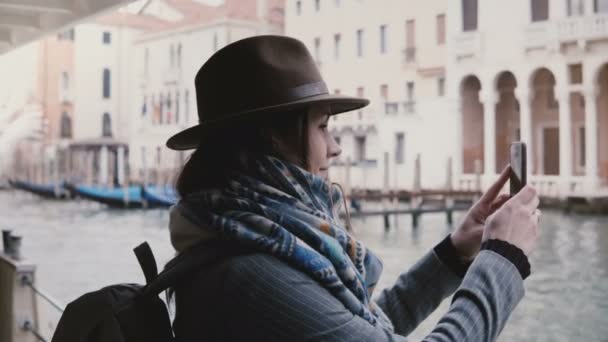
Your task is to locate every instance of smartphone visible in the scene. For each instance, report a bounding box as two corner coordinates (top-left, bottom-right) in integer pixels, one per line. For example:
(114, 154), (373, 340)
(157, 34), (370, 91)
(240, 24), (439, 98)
(510, 142), (527, 196)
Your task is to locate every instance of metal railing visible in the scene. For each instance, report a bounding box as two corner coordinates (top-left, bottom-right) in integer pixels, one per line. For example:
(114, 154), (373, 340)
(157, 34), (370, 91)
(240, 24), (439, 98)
(22, 320), (47, 342)
(2, 230), (64, 342)
(21, 274), (65, 313)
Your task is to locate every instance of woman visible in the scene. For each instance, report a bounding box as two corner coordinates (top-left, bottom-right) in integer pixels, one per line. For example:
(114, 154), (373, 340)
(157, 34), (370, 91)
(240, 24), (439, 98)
(166, 35), (540, 341)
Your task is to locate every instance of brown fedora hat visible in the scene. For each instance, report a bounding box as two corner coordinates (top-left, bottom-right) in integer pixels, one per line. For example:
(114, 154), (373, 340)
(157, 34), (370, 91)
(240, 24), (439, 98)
(166, 35), (369, 150)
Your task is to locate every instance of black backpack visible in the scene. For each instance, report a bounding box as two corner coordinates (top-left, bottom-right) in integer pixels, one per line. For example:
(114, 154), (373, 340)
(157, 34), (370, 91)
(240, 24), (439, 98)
(51, 240), (246, 342)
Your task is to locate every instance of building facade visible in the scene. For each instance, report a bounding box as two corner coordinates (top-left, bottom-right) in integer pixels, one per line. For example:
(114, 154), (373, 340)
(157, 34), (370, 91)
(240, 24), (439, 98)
(286, 0), (451, 190)
(448, 0), (608, 196)
(129, 0), (284, 184)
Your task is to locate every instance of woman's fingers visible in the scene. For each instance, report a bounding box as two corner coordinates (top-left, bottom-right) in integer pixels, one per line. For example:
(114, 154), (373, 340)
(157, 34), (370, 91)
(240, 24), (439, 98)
(479, 165), (511, 205)
(511, 185), (538, 208)
(489, 193), (510, 214)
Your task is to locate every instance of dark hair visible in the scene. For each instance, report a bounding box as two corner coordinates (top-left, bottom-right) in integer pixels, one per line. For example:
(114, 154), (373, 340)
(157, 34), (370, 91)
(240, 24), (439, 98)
(175, 109), (309, 198)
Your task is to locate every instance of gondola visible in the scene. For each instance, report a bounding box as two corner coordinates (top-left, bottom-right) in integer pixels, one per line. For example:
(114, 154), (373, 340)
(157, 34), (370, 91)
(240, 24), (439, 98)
(66, 183), (144, 209)
(141, 185), (179, 208)
(9, 179), (70, 199)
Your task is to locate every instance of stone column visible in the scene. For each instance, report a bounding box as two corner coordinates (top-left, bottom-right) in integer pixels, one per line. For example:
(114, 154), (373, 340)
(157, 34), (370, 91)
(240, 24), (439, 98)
(482, 89), (498, 183)
(99, 146), (109, 186)
(584, 87), (600, 191)
(117, 146), (125, 187)
(557, 89), (573, 195)
(585, 0), (596, 15)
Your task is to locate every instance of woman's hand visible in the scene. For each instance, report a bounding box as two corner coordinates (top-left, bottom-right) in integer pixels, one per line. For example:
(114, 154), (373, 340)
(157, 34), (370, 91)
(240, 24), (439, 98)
(450, 166), (512, 261)
(482, 185), (540, 256)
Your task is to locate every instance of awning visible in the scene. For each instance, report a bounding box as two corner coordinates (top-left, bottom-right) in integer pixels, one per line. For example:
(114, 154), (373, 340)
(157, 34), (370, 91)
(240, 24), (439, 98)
(0, 0), (137, 55)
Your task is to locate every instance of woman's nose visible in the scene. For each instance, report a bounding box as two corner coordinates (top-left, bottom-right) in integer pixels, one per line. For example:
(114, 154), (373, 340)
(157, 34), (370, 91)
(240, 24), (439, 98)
(328, 136), (342, 158)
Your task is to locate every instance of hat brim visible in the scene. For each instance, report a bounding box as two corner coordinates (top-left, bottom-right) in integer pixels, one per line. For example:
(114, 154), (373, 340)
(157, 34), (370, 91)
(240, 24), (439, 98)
(166, 94), (369, 150)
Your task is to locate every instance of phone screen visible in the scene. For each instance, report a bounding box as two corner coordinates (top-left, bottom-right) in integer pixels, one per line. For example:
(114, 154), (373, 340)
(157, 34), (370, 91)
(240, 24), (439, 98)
(510, 142), (527, 196)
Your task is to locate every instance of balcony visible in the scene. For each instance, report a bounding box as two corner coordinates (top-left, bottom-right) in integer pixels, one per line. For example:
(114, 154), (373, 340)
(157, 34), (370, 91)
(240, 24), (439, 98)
(163, 67), (181, 85)
(558, 14), (608, 43)
(524, 14), (608, 50)
(402, 47), (416, 64)
(59, 89), (73, 103)
(453, 31), (483, 60)
(139, 72), (149, 88)
(402, 100), (416, 114)
(384, 102), (399, 114)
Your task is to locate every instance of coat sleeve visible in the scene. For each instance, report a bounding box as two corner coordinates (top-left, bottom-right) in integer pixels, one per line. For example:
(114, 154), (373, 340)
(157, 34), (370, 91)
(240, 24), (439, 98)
(221, 251), (524, 342)
(374, 248), (463, 336)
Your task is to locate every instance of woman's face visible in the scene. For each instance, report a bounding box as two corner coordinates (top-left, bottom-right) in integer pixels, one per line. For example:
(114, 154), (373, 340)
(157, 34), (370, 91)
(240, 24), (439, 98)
(306, 104), (342, 180)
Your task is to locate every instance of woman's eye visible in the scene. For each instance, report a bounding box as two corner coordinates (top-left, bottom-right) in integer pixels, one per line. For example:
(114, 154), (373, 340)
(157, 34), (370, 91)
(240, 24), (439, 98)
(320, 124), (328, 130)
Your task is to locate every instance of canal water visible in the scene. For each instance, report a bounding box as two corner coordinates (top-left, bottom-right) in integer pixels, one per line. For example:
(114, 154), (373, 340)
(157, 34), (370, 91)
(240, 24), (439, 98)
(1, 189), (607, 341)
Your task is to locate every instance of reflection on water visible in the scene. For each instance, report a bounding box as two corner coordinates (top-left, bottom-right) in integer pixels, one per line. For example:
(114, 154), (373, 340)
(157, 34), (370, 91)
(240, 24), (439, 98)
(1, 190), (608, 341)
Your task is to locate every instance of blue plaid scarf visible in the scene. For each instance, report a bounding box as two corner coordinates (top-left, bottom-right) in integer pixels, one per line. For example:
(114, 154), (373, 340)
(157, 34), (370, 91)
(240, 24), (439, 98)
(177, 155), (386, 326)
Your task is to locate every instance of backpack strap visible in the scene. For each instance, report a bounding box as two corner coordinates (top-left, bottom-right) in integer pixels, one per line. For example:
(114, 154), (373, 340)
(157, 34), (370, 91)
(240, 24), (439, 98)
(142, 239), (251, 297)
(134, 242), (159, 285)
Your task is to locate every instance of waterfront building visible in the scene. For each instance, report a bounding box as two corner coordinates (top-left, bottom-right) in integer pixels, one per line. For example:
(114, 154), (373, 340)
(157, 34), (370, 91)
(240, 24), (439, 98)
(449, 0), (608, 197)
(285, 0), (450, 190)
(128, 0), (284, 184)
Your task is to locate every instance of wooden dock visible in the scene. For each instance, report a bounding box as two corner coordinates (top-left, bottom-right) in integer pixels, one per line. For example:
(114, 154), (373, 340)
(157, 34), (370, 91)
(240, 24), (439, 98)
(339, 154), (481, 230)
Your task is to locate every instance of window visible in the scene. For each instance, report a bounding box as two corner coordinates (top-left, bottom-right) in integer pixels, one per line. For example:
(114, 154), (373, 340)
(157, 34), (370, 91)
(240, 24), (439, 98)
(166, 93), (173, 123)
(436, 14), (446, 45)
(438, 77), (445, 96)
(355, 136), (366, 162)
(315, 0), (320, 12)
(567, 0), (585, 16)
(356, 87), (364, 97)
(462, 0), (478, 31)
(170, 44), (175, 67)
(61, 72), (69, 91)
(102, 113), (112, 137)
(177, 43), (182, 68)
(380, 25), (388, 54)
(395, 132), (405, 164)
(144, 48), (149, 75)
(334, 33), (341, 60)
(175, 91), (180, 124)
(380, 84), (389, 101)
(102, 68), (111, 99)
(405, 81), (415, 113)
(579, 126), (586, 167)
(406, 20), (416, 47)
(57, 28), (74, 41)
(356, 29), (364, 57)
(296, 1), (302, 15)
(406, 81), (415, 100)
(596, 0), (608, 12)
(314, 37), (321, 64)
(185, 90), (190, 125)
(569, 64), (583, 84)
(531, 0), (549, 21)
(60, 112), (72, 138)
(142, 96), (147, 116)
(159, 93), (164, 124)
(356, 87), (364, 119)
(156, 146), (161, 166)
(141, 146), (147, 170)
(102, 31), (111, 44)
(405, 20), (416, 62)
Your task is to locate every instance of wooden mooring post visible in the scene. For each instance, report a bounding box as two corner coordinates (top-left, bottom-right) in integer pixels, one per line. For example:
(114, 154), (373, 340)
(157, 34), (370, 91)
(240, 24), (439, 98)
(344, 155), (479, 230)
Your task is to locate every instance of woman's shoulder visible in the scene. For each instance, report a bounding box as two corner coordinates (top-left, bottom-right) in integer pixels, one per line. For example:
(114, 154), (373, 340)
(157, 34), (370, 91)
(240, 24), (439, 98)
(220, 252), (318, 289)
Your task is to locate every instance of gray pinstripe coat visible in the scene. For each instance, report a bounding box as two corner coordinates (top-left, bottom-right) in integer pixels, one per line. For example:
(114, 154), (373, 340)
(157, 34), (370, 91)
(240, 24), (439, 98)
(172, 247), (524, 341)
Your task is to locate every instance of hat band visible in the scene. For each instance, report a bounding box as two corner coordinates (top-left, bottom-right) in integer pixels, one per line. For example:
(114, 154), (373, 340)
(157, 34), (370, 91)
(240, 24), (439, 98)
(286, 81), (328, 100)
